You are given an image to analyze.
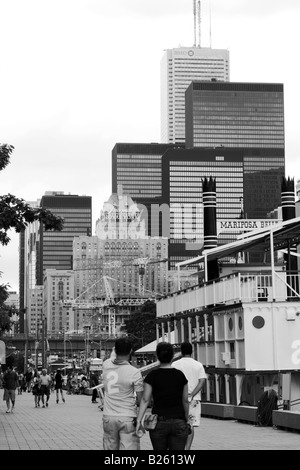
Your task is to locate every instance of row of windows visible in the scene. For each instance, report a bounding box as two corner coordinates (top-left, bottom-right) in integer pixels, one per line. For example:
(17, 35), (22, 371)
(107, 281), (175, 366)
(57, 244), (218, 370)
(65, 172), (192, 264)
(170, 175), (243, 181)
(170, 161), (243, 167)
(193, 139), (284, 145)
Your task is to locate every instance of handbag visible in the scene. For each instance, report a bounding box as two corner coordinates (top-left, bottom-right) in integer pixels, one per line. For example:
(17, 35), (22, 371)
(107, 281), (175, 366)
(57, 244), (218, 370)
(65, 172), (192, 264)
(143, 413), (158, 431)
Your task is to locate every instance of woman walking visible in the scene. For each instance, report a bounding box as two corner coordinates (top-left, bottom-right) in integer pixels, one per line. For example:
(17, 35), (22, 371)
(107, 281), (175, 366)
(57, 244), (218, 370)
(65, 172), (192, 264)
(136, 342), (190, 451)
(32, 374), (42, 407)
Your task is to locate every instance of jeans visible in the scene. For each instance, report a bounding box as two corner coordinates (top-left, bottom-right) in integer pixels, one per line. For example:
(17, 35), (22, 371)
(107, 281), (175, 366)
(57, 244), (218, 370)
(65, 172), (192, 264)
(149, 418), (189, 450)
(103, 416), (140, 450)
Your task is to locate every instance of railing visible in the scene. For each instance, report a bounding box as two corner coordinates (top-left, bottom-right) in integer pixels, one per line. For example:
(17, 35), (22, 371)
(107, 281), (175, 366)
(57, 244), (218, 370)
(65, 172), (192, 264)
(157, 272), (300, 317)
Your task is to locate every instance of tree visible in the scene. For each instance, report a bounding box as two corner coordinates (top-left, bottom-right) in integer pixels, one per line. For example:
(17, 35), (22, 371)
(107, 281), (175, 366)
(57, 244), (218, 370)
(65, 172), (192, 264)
(124, 300), (157, 351)
(0, 143), (64, 334)
(0, 144), (64, 246)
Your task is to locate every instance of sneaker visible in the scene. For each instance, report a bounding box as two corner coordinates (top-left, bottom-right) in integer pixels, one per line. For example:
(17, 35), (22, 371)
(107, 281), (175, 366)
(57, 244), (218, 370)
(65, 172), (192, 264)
(42, 405), (45, 408)
(62, 398), (65, 403)
(6, 409), (10, 413)
(56, 399), (59, 404)
(46, 402), (48, 407)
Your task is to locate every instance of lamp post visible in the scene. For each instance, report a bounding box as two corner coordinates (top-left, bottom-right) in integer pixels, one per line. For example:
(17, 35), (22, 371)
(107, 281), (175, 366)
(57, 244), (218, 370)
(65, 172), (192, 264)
(63, 328), (66, 375)
(90, 340), (101, 358)
(65, 338), (73, 358)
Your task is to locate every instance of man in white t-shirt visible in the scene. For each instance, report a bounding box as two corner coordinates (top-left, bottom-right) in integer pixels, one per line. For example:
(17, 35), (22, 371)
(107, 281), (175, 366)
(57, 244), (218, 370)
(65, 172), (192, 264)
(102, 337), (144, 450)
(173, 342), (207, 450)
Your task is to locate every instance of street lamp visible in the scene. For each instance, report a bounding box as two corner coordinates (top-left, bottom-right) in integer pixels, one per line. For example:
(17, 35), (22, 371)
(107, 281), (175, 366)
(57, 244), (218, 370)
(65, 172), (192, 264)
(90, 340), (102, 359)
(65, 338), (73, 358)
(63, 329), (66, 375)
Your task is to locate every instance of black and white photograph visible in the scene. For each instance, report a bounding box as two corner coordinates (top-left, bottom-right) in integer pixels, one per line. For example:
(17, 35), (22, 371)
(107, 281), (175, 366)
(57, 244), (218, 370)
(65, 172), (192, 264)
(0, 0), (300, 454)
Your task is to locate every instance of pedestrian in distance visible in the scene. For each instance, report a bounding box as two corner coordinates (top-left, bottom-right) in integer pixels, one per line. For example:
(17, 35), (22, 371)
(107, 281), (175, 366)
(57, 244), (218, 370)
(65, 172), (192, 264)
(136, 342), (190, 451)
(25, 367), (33, 392)
(2, 365), (19, 413)
(32, 374), (42, 408)
(17, 372), (24, 395)
(172, 341), (207, 450)
(90, 371), (99, 404)
(40, 369), (52, 408)
(102, 337), (144, 450)
(54, 369), (65, 404)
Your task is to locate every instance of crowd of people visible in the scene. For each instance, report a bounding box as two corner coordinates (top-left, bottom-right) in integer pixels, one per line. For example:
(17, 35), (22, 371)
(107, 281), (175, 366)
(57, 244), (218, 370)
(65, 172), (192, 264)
(1, 338), (207, 451)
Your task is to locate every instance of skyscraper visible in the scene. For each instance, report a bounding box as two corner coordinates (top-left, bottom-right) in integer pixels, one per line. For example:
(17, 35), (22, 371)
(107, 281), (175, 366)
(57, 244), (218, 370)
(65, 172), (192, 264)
(19, 191), (92, 333)
(112, 142), (184, 236)
(37, 192), (92, 282)
(185, 81), (284, 149)
(162, 146), (284, 268)
(160, 47), (230, 144)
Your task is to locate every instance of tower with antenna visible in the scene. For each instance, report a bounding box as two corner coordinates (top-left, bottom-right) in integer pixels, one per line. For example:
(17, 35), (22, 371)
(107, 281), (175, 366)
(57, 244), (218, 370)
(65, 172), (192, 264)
(193, 0), (203, 48)
(160, 0), (230, 144)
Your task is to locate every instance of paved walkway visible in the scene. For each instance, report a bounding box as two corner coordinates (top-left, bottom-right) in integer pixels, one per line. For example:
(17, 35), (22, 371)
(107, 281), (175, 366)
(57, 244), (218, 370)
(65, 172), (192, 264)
(1, 390), (299, 452)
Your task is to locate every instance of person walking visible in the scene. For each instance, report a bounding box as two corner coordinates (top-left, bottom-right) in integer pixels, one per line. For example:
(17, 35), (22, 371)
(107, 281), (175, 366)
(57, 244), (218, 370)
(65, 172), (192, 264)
(102, 337), (144, 450)
(25, 367), (33, 392)
(54, 369), (65, 404)
(32, 374), (42, 408)
(90, 371), (99, 404)
(40, 369), (52, 408)
(136, 342), (190, 451)
(172, 341), (207, 450)
(17, 372), (24, 395)
(2, 365), (19, 413)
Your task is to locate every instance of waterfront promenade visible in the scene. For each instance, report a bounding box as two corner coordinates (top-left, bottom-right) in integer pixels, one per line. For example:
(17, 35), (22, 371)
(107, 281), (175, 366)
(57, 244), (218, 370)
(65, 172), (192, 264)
(1, 390), (299, 452)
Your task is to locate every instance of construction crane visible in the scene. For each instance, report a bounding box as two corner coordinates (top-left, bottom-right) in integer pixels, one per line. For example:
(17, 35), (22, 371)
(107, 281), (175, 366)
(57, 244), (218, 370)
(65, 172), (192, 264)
(61, 272), (164, 336)
(103, 256), (169, 296)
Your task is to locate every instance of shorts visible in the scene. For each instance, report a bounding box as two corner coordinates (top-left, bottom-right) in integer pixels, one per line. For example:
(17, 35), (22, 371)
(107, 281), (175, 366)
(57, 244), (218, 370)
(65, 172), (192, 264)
(188, 400), (201, 427)
(3, 389), (16, 402)
(40, 385), (50, 397)
(103, 416), (140, 451)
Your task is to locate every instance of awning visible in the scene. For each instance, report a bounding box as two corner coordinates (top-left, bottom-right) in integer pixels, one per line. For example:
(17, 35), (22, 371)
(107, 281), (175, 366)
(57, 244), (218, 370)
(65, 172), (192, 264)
(175, 216), (300, 268)
(135, 331), (176, 353)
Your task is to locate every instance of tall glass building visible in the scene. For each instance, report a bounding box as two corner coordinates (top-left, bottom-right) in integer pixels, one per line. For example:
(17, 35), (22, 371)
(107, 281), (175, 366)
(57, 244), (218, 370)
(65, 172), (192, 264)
(185, 82), (284, 149)
(162, 147), (284, 268)
(37, 192), (92, 282)
(18, 191), (92, 333)
(112, 143), (185, 236)
(160, 47), (230, 144)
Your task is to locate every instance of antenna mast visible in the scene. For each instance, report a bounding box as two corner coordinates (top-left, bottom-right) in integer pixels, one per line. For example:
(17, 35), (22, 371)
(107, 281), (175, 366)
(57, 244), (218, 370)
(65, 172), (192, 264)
(193, 0), (197, 47)
(197, 1), (201, 47)
(209, 0), (212, 48)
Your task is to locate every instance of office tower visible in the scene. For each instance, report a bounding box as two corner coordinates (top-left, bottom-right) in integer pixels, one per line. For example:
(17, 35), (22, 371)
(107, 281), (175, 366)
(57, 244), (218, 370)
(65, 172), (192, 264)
(161, 147), (284, 269)
(112, 143), (184, 236)
(19, 191), (92, 334)
(43, 269), (75, 335)
(72, 187), (168, 334)
(160, 47), (230, 144)
(185, 82), (284, 149)
(37, 191), (92, 283)
(19, 199), (41, 333)
(81, 185), (168, 300)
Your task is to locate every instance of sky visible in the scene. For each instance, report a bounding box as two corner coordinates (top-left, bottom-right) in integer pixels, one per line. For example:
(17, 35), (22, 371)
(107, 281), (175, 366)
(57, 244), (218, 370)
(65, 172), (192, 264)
(1, 0), (300, 293)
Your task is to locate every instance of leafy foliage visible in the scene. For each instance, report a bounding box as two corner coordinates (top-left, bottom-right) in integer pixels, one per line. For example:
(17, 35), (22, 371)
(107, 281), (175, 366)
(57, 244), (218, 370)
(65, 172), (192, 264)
(0, 292), (15, 335)
(124, 300), (157, 351)
(0, 143), (64, 334)
(0, 144), (64, 245)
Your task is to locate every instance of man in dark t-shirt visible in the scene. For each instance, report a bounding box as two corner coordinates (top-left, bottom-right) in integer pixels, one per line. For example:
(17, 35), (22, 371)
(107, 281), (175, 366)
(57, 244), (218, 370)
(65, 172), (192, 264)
(3, 366), (19, 413)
